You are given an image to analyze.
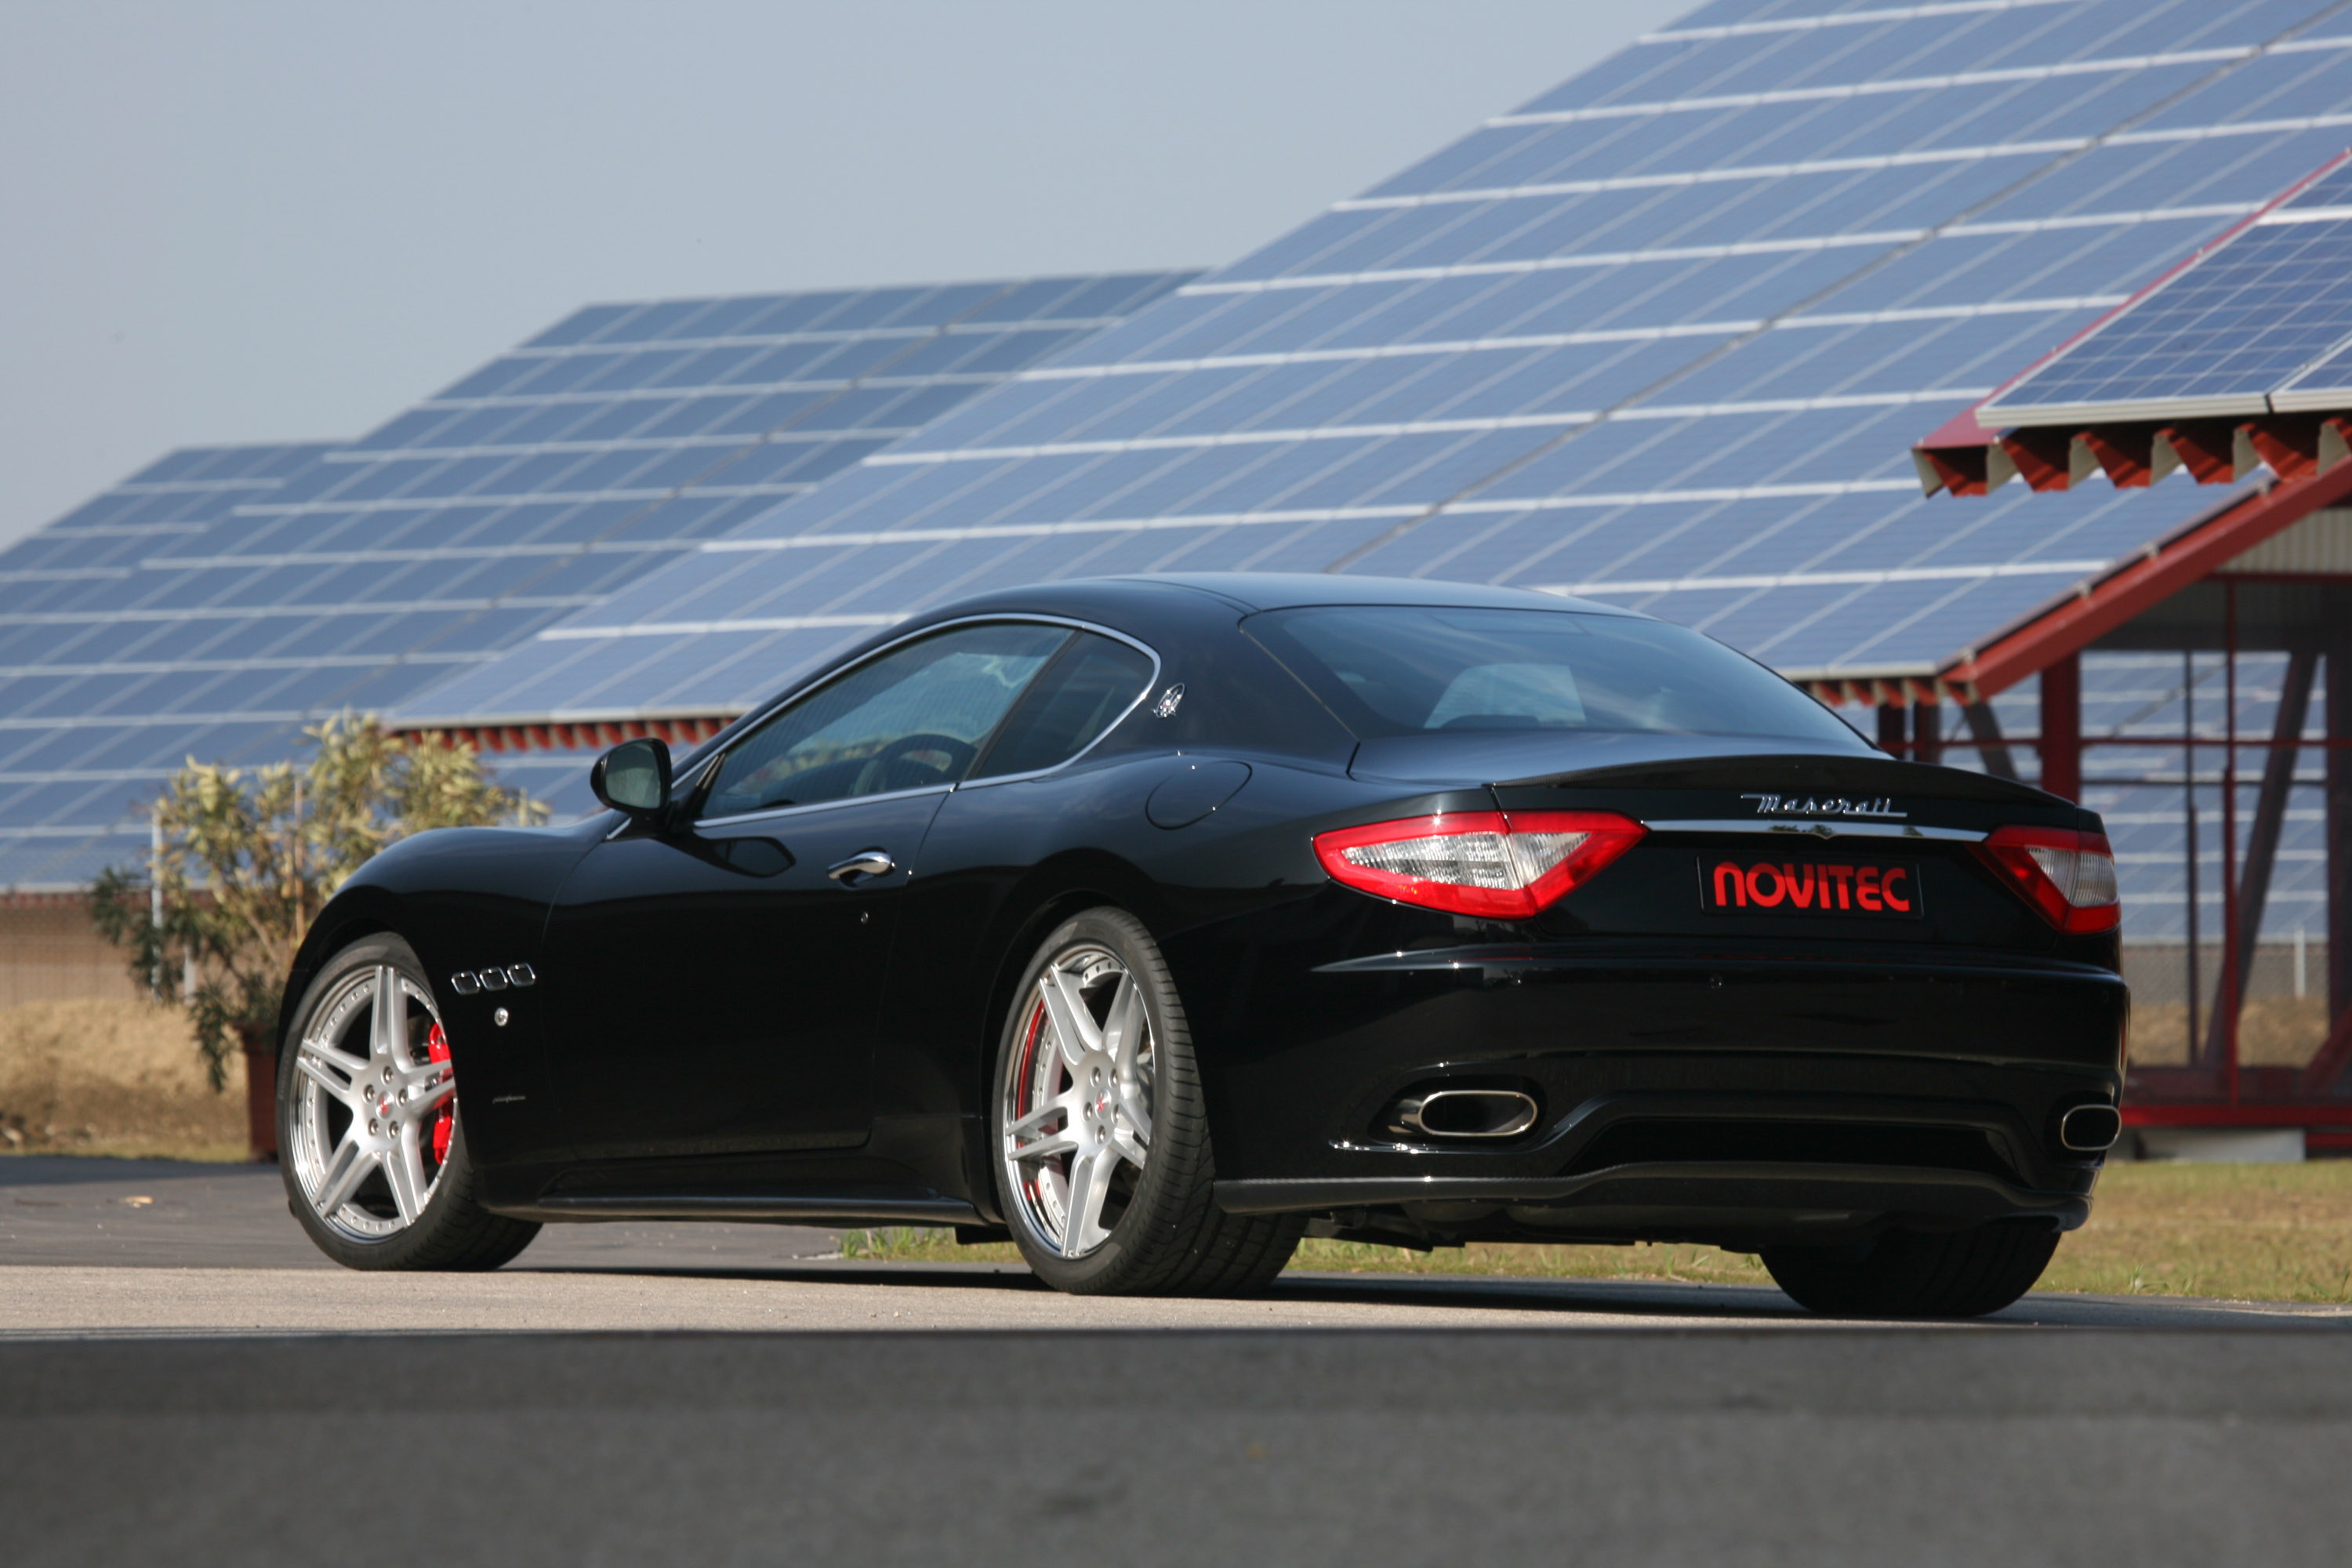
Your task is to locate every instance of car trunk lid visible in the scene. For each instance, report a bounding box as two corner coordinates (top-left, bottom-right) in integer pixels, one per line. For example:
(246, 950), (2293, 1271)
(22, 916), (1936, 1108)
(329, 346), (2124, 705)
(1352, 735), (2099, 955)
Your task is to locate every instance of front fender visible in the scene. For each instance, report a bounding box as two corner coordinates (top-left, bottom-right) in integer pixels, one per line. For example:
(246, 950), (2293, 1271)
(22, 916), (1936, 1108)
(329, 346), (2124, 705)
(278, 818), (606, 1170)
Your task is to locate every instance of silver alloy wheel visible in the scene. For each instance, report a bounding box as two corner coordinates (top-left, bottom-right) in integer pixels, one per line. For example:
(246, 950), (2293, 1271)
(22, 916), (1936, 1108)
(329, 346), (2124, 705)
(1000, 944), (1156, 1259)
(288, 964), (456, 1242)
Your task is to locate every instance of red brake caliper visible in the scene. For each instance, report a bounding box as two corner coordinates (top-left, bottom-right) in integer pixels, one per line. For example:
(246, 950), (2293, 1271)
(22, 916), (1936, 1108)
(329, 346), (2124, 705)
(1017, 1002), (1047, 1210)
(426, 1022), (455, 1166)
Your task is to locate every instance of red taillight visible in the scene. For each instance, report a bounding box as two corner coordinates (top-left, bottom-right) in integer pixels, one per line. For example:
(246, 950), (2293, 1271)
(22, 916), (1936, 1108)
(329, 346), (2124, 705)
(1973, 825), (2120, 934)
(1313, 810), (1646, 919)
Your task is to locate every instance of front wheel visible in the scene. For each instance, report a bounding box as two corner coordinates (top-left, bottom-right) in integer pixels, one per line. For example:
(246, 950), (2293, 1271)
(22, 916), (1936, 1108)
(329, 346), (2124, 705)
(991, 908), (1299, 1295)
(1761, 1221), (2060, 1318)
(279, 934), (540, 1271)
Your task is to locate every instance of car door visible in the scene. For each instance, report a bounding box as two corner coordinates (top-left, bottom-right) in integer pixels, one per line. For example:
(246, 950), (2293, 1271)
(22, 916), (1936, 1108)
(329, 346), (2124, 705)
(545, 620), (1076, 1163)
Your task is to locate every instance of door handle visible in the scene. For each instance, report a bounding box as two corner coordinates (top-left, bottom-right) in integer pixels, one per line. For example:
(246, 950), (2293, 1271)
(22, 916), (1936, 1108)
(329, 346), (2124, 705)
(826, 849), (895, 885)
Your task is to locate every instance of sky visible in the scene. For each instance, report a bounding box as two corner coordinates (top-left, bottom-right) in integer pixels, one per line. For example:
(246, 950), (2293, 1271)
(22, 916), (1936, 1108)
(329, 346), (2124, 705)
(0, 1), (1688, 550)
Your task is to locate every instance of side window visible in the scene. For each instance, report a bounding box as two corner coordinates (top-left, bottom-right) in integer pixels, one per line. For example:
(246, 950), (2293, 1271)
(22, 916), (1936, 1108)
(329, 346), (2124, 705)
(701, 622), (1071, 818)
(971, 633), (1156, 779)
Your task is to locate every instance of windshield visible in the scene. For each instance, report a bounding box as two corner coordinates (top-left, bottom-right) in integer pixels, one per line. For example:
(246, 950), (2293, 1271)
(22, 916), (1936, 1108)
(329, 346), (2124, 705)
(1245, 606), (1860, 745)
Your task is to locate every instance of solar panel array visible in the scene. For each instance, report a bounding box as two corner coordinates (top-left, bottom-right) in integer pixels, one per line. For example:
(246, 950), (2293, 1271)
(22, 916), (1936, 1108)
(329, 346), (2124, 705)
(0, 444), (333, 889)
(1984, 150), (2352, 422)
(401, 0), (2352, 739)
(0, 274), (1192, 889)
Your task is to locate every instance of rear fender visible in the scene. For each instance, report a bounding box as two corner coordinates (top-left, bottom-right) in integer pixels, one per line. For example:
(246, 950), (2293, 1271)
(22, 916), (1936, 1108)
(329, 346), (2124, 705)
(971, 848), (1173, 1089)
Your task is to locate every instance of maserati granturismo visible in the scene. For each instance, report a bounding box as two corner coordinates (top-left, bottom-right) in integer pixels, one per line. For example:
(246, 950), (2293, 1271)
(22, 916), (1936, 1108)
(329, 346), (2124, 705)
(275, 574), (2126, 1316)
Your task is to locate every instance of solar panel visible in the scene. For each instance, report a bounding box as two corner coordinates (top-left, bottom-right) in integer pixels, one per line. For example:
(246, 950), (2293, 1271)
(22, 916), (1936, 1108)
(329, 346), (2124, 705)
(401, 0), (2352, 741)
(1983, 147), (2352, 422)
(0, 443), (326, 888)
(0, 276), (1190, 889)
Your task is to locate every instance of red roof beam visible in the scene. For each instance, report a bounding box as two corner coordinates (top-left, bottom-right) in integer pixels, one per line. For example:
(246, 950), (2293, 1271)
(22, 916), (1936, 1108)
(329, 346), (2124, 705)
(1944, 453), (2352, 696)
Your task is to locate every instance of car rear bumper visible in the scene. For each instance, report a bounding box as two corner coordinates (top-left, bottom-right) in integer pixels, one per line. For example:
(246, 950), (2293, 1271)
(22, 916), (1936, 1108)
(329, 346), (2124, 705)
(1188, 937), (2125, 1244)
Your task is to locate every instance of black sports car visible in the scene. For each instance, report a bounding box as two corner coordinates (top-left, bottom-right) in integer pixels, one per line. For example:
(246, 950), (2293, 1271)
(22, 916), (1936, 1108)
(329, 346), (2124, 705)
(277, 574), (2127, 1316)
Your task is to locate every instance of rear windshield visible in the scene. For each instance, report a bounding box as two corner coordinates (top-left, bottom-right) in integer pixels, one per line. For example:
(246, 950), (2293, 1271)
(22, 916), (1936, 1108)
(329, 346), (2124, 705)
(1245, 606), (1859, 745)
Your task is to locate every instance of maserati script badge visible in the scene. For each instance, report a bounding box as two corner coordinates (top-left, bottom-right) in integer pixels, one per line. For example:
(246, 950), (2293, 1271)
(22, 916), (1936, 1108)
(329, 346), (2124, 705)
(1740, 793), (1905, 821)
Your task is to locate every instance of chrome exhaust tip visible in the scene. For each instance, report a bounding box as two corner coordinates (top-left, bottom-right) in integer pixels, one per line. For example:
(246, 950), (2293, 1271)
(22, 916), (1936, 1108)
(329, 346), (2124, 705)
(1388, 1088), (1539, 1141)
(2058, 1104), (2122, 1152)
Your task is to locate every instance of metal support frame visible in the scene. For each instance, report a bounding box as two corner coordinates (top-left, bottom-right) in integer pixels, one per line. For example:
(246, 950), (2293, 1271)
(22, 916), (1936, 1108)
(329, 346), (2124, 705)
(2332, 619), (2352, 1029)
(2182, 648), (2202, 1074)
(2205, 649), (2318, 1061)
(1962, 702), (2020, 779)
(2124, 579), (2352, 1118)
(2219, 586), (2239, 1093)
(2314, 615), (2352, 1097)
(1904, 339), (2352, 1124)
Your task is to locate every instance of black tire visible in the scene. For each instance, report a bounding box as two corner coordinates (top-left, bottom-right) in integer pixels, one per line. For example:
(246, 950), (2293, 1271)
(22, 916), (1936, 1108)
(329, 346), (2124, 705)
(1761, 1221), (2060, 1318)
(278, 934), (541, 1272)
(990, 907), (1301, 1296)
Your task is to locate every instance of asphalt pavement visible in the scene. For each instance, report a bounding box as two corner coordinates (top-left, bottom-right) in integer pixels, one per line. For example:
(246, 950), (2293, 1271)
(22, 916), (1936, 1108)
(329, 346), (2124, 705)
(0, 1151), (841, 1270)
(5, 1154), (2350, 1566)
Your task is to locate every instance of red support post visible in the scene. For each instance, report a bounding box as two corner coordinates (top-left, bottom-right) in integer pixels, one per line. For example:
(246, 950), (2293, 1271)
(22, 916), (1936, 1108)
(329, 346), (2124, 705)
(1911, 700), (1942, 765)
(1877, 703), (1907, 759)
(2040, 655), (2081, 801)
(2221, 583), (2240, 1097)
(2330, 606), (2352, 1079)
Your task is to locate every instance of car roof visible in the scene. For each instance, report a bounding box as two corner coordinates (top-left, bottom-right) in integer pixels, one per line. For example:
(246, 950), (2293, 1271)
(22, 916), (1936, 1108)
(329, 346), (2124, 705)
(893, 573), (1649, 648)
(1105, 572), (1642, 616)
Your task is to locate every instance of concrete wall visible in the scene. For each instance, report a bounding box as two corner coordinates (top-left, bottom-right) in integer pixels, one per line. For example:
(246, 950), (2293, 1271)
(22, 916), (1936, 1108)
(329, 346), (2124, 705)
(0, 900), (140, 1009)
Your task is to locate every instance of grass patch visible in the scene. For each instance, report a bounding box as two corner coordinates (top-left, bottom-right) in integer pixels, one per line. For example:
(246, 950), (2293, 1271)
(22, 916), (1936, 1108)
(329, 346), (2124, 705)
(836, 1162), (2352, 1303)
(2037, 1160), (2352, 1302)
(837, 1226), (1021, 1265)
(1288, 1237), (1775, 1284)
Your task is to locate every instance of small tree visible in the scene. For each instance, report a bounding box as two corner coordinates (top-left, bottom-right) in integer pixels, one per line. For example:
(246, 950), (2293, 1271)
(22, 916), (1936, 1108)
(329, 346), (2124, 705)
(90, 713), (546, 1088)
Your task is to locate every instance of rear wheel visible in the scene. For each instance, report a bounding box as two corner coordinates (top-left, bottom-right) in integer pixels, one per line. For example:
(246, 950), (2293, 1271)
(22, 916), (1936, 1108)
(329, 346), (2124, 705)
(992, 908), (1300, 1295)
(1761, 1221), (2060, 1318)
(279, 934), (540, 1271)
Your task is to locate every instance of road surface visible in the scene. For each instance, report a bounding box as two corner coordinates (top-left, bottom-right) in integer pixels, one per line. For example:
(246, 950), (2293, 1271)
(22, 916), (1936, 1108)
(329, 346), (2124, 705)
(5, 1154), (2348, 1566)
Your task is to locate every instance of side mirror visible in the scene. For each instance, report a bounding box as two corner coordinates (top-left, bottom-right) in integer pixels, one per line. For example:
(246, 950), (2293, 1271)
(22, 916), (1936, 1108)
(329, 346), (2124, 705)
(590, 737), (672, 817)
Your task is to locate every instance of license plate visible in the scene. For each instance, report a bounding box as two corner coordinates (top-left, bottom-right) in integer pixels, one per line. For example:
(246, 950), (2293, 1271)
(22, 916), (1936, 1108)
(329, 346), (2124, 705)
(1699, 855), (1923, 919)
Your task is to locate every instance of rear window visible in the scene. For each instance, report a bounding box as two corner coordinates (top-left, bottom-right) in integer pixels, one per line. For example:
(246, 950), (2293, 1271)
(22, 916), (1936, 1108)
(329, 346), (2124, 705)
(1245, 606), (1858, 744)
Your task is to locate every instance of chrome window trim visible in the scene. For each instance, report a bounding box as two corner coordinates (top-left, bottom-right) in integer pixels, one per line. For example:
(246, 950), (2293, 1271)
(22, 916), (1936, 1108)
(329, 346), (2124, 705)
(695, 782), (956, 831)
(691, 612), (1162, 822)
(1639, 818), (1987, 843)
(956, 624), (1165, 790)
